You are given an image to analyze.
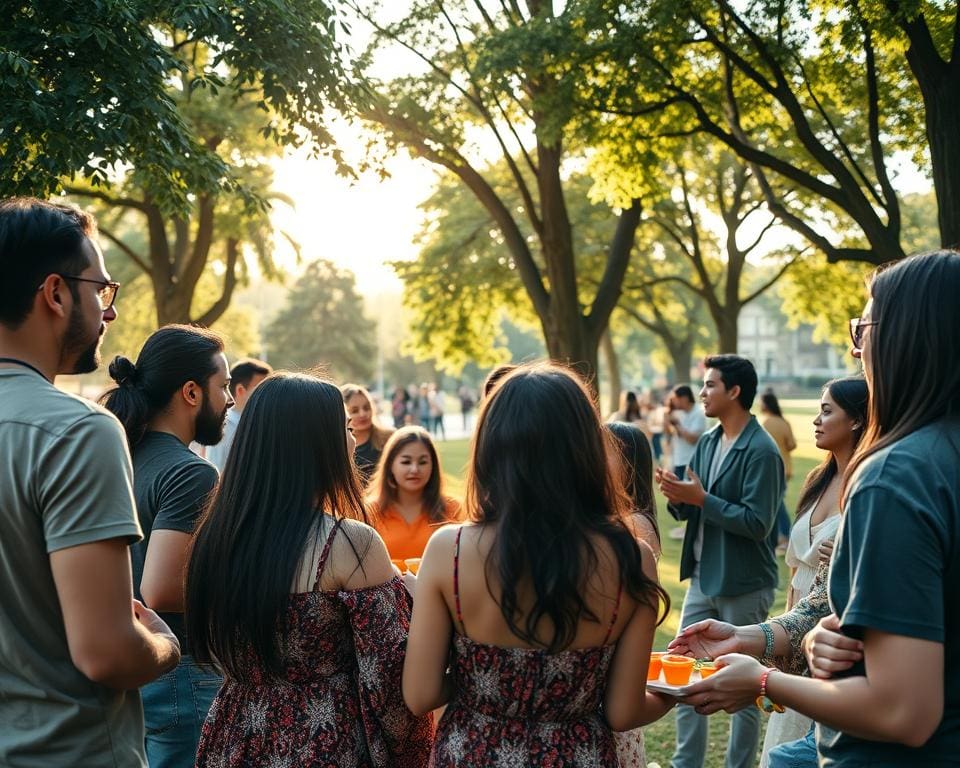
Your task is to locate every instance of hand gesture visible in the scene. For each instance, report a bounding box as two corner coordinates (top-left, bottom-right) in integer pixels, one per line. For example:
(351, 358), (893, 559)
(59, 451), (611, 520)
(133, 599), (181, 670)
(668, 619), (741, 660)
(658, 467), (706, 507)
(818, 538), (835, 562)
(802, 614), (863, 679)
(682, 653), (767, 715)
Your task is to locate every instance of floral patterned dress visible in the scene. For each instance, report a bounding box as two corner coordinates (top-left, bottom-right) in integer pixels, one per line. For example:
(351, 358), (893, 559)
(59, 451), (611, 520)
(430, 528), (621, 767)
(195, 521), (432, 768)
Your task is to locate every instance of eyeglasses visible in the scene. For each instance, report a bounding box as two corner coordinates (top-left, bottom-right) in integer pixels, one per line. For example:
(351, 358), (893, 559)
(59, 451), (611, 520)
(849, 317), (878, 351)
(39, 275), (121, 311)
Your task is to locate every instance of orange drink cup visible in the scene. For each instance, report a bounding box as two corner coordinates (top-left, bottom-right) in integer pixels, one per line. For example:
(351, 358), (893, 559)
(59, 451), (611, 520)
(661, 655), (696, 685)
(391, 559), (407, 573)
(404, 558), (422, 575)
(697, 661), (718, 679)
(647, 652), (665, 680)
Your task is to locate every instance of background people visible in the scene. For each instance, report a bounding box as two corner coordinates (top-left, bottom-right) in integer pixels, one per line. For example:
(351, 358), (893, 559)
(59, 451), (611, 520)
(341, 382), (394, 484)
(187, 372), (432, 766)
(658, 354), (784, 768)
(206, 358), (271, 471)
(101, 324), (231, 767)
(760, 389), (798, 552)
(0, 198), (179, 766)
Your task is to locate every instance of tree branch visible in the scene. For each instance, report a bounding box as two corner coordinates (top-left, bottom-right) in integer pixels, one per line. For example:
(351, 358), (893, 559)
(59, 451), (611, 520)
(742, 254), (798, 304)
(193, 238), (240, 327)
(588, 199), (642, 333)
(98, 227), (151, 275)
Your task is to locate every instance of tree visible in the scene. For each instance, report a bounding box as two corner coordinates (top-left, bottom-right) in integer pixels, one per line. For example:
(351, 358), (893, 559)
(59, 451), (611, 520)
(1, 0), (348, 211)
(575, 0), (952, 263)
(267, 260), (377, 381)
(351, 0), (642, 380)
(639, 150), (798, 352)
(67, 63), (292, 327)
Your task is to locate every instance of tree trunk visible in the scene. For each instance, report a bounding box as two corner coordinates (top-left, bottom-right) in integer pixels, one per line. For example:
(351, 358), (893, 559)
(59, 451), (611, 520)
(667, 335), (695, 384)
(923, 74), (960, 248)
(600, 329), (622, 414)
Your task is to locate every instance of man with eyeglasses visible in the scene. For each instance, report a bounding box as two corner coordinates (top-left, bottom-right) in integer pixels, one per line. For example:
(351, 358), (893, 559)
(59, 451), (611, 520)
(0, 198), (180, 767)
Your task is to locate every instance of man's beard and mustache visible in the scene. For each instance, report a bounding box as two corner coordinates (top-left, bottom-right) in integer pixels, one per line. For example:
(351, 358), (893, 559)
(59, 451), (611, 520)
(194, 394), (230, 446)
(63, 300), (102, 375)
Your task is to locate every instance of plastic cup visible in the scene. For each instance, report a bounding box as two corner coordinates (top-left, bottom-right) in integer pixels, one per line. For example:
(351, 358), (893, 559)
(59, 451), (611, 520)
(404, 558), (422, 575)
(661, 655), (696, 685)
(697, 661), (718, 678)
(647, 652), (665, 680)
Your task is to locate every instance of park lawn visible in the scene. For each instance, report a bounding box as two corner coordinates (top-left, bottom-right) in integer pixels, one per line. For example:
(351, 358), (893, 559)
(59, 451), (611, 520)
(435, 400), (822, 767)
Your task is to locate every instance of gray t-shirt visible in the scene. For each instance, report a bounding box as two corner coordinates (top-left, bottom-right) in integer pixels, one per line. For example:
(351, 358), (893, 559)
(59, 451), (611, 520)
(131, 431), (218, 652)
(0, 369), (145, 767)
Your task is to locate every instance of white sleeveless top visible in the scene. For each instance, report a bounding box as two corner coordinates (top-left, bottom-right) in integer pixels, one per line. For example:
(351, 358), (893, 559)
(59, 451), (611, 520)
(785, 505), (841, 604)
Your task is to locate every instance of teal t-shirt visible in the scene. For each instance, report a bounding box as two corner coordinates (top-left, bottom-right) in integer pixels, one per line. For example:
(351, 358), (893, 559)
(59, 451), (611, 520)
(0, 369), (145, 767)
(821, 419), (960, 766)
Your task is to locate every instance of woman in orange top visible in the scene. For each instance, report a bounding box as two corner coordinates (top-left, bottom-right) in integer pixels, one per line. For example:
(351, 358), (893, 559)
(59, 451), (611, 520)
(368, 426), (461, 567)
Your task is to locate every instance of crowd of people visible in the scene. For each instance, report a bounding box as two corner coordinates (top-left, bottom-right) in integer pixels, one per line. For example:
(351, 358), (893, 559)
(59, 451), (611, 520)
(1, 194), (958, 768)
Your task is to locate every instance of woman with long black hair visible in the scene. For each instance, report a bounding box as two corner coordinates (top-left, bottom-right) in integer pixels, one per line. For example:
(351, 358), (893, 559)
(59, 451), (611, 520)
(679, 251), (960, 766)
(186, 372), (431, 767)
(402, 362), (673, 767)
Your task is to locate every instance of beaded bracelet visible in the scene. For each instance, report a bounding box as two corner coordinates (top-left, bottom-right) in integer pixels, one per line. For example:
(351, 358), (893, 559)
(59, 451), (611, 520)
(759, 622), (775, 659)
(755, 668), (786, 713)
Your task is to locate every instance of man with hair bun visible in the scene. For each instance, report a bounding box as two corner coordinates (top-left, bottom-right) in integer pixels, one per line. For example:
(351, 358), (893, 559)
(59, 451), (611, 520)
(0, 197), (180, 766)
(101, 324), (233, 767)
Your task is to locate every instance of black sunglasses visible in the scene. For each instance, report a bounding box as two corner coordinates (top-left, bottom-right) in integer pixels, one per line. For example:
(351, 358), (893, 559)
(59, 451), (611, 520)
(848, 317), (878, 351)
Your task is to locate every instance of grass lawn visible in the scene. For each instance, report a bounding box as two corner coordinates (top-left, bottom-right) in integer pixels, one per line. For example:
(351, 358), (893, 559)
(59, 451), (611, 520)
(436, 400), (823, 767)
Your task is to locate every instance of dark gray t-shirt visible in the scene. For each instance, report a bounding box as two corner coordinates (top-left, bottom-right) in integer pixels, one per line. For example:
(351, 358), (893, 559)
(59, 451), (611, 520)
(0, 369), (144, 767)
(131, 432), (218, 652)
(822, 419), (960, 766)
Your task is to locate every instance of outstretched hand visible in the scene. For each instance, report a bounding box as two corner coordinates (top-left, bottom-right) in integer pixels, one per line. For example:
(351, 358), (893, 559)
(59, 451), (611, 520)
(668, 619), (741, 660)
(682, 654), (767, 715)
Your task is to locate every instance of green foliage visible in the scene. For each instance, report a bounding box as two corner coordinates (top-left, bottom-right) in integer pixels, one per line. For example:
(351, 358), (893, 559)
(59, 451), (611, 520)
(778, 191), (941, 348)
(0, 0), (349, 211)
(267, 260), (376, 381)
(569, 0), (944, 263)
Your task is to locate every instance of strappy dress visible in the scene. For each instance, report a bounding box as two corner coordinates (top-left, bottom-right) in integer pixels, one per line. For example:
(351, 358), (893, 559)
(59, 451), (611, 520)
(195, 519), (432, 768)
(429, 528), (622, 767)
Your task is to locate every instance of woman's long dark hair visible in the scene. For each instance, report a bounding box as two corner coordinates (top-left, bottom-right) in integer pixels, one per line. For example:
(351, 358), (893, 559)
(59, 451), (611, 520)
(368, 426), (452, 524)
(465, 362), (669, 653)
(606, 421), (659, 546)
(100, 324), (223, 448)
(760, 389), (784, 418)
(795, 376), (868, 518)
(186, 372), (368, 680)
(847, 251), (960, 486)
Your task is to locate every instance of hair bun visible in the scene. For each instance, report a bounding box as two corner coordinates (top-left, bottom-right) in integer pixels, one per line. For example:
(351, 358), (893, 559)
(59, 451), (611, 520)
(109, 356), (138, 387)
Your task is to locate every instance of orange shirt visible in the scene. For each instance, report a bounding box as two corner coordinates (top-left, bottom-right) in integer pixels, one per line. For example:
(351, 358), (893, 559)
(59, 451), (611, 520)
(373, 498), (462, 562)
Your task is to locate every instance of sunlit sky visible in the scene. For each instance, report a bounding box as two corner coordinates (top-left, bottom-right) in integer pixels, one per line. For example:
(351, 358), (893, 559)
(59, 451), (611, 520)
(270, 135), (439, 296)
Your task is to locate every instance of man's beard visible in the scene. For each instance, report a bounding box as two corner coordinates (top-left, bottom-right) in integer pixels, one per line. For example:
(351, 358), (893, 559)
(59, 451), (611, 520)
(63, 301), (101, 375)
(194, 393), (230, 446)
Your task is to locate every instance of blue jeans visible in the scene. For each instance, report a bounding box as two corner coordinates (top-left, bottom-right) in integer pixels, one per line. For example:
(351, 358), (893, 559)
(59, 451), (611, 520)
(672, 570), (776, 768)
(768, 725), (818, 768)
(142, 655), (222, 768)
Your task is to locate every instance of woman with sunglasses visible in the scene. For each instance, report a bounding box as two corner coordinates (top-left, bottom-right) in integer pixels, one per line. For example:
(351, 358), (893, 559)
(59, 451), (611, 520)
(677, 251), (960, 766)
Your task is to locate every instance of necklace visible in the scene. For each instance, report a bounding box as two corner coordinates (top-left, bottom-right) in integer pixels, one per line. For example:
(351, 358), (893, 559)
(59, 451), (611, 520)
(0, 357), (50, 382)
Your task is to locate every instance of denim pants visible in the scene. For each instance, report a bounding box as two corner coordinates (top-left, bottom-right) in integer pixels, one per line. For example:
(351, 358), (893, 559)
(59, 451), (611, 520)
(671, 570), (776, 768)
(767, 725), (818, 768)
(142, 655), (222, 768)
